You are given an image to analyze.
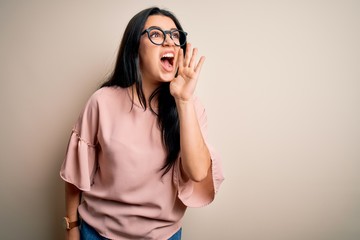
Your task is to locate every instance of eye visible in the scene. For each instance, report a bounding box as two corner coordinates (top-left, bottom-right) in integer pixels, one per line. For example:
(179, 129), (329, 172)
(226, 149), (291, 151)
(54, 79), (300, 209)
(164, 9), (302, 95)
(149, 29), (163, 38)
(172, 31), (180, 40)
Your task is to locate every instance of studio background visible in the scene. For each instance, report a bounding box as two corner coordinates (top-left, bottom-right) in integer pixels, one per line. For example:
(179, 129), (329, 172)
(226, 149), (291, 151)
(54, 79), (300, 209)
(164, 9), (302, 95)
(0, 1), (359, 239)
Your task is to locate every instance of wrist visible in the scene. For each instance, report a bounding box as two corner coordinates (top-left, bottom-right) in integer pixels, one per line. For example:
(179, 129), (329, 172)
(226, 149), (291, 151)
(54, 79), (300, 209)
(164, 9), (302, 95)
(63, 217), (80, 230)
(175, 97), (194, 107)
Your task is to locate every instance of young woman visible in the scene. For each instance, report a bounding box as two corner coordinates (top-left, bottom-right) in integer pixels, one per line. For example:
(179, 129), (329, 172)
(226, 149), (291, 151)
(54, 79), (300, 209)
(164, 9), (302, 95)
(60, 7), (224, 240)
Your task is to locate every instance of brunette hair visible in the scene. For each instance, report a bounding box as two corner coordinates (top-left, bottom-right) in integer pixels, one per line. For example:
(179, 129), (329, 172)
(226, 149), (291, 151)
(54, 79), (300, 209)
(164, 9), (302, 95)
(101, 7), (186, 175)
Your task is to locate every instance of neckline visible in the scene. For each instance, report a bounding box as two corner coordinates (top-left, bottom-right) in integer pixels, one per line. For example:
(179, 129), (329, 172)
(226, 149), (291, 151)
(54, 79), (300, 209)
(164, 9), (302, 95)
(125, 87), (159, 112)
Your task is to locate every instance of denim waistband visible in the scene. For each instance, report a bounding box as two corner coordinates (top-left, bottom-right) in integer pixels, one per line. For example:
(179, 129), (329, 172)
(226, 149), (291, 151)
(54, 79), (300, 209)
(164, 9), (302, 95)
(80, 220), (182, 240)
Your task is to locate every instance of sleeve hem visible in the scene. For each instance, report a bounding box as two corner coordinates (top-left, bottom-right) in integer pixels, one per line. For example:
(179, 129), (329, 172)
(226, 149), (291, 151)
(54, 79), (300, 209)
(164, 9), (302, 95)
(59, 172), (91, 192)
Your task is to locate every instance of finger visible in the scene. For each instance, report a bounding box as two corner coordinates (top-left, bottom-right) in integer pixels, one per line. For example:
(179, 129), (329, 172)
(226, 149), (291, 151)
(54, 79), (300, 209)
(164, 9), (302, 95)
(177, 48), (184, 70)
(184, 43), (192, 67)
(194, 56), (206, 74)
(188, 48), (198, 69)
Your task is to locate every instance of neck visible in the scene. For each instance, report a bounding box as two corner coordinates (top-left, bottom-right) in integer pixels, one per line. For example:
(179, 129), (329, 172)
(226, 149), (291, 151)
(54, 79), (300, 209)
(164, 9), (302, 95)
(130, 80), (160, 109)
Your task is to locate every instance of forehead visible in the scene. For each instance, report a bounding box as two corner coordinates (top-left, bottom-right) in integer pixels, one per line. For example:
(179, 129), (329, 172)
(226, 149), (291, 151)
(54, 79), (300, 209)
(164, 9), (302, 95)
(144, 15), (177, 29)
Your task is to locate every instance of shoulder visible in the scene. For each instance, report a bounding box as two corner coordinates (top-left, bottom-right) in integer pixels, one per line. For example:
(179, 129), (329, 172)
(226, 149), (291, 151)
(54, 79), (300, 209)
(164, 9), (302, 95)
(86, 86), (128, 106)
(85, 86), (135, 116)
(91, 86), (126, 100)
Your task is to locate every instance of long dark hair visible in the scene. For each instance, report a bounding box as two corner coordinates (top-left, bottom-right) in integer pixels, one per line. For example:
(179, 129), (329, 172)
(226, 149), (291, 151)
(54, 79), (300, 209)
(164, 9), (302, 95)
(101, 7), (186, 175)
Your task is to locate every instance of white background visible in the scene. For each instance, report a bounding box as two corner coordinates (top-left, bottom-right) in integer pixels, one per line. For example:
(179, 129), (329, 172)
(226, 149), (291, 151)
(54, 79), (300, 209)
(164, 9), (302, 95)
(0, 0), (359, 239)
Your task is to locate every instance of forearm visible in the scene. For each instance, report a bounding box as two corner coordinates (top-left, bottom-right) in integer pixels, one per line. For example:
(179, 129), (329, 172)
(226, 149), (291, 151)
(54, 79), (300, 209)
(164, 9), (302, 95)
(176, 99), (211, 182)
(64, 182), (81, 239)
(65, 182), (82, 221)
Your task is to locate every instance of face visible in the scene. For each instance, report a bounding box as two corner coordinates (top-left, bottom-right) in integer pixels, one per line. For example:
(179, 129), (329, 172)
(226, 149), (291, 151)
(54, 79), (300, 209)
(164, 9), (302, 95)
(138, 15), (181, 87)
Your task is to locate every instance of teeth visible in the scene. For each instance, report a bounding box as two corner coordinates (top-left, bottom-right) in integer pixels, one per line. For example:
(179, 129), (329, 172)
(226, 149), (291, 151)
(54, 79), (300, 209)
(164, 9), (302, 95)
(162, 53), (174, 58)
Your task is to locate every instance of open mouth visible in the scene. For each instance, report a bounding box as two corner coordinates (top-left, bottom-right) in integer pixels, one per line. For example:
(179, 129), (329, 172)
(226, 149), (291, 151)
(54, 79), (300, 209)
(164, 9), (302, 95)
(161, 53), (174, 71)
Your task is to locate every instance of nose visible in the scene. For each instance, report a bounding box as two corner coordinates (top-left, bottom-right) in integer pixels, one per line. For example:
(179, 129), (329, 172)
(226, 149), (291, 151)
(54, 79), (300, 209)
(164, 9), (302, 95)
(163, 32), (175, 46)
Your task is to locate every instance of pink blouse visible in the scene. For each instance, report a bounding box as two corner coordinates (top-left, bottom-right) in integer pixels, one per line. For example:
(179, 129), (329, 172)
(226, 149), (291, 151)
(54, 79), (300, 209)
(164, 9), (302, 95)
(60, 86), (224, 240)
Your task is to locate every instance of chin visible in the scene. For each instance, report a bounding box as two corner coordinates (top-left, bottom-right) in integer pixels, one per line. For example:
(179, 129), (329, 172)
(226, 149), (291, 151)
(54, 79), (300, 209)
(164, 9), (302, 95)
(159, 73), (176, 82)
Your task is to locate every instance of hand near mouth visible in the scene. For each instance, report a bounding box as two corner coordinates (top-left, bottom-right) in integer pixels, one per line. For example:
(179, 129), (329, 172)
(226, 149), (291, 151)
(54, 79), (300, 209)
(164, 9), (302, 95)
(170, 43), (205, 103)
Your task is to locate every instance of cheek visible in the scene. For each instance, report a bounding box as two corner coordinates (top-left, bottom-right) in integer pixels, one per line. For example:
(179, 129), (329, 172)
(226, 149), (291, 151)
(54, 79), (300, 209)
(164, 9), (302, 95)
(175, 49), (182, 65)
(140, 48), (158, 65)
(139, 49), (159, 75)
(139, 53), (149, 71)
(139, 41), (153, 60)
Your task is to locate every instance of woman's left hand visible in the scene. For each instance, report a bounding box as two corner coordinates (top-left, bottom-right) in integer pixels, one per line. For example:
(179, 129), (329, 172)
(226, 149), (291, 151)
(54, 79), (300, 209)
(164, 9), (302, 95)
(170, 43), (205, 102)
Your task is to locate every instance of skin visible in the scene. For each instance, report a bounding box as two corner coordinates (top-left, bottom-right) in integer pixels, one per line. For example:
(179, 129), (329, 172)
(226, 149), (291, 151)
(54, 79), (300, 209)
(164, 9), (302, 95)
(65, 183), (81, 239)
(65, 14), (211, 239)
(138, 15), (211, 182)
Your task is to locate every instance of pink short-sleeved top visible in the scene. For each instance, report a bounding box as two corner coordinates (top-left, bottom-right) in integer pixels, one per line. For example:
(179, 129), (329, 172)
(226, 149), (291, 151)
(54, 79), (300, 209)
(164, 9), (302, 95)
(60, 86), (224, 240)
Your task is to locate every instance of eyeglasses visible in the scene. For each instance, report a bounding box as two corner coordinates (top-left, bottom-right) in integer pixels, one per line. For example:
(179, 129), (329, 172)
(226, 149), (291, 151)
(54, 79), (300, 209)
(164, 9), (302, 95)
(142, 27), (188, 47)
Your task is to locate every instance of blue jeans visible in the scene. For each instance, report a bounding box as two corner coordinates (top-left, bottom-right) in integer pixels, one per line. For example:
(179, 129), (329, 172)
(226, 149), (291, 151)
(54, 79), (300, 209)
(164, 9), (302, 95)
(168, 227), (182, 240)
(80, 220), (182, 240)
(80, 221), (109, 240)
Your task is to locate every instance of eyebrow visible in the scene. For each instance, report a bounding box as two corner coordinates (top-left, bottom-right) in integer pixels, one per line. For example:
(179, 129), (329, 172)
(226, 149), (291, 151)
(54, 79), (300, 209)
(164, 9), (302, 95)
(147, 25), (178, 31)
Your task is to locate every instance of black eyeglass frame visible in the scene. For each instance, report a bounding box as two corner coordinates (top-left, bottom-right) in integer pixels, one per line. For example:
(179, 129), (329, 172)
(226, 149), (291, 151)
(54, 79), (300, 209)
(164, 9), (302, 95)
(141, 27), (188, 47)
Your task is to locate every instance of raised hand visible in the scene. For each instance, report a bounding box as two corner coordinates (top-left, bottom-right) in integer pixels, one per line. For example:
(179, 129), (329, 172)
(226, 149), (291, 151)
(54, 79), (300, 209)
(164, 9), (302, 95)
(170, 43), (205, 102)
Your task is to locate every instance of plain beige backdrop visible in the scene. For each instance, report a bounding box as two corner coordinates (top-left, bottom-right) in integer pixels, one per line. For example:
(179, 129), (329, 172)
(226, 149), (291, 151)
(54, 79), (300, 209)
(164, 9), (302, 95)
(1, 0), (359, 239)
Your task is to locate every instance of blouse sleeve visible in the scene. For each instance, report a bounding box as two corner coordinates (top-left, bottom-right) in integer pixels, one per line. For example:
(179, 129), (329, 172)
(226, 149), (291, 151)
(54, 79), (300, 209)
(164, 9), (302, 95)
(59, 93), (100, 191)
(173, 97), (224, 207)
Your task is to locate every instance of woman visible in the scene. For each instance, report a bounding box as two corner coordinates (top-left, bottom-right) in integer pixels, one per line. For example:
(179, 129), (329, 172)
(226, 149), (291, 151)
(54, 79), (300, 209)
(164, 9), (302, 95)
(60, 7), (224, 240)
